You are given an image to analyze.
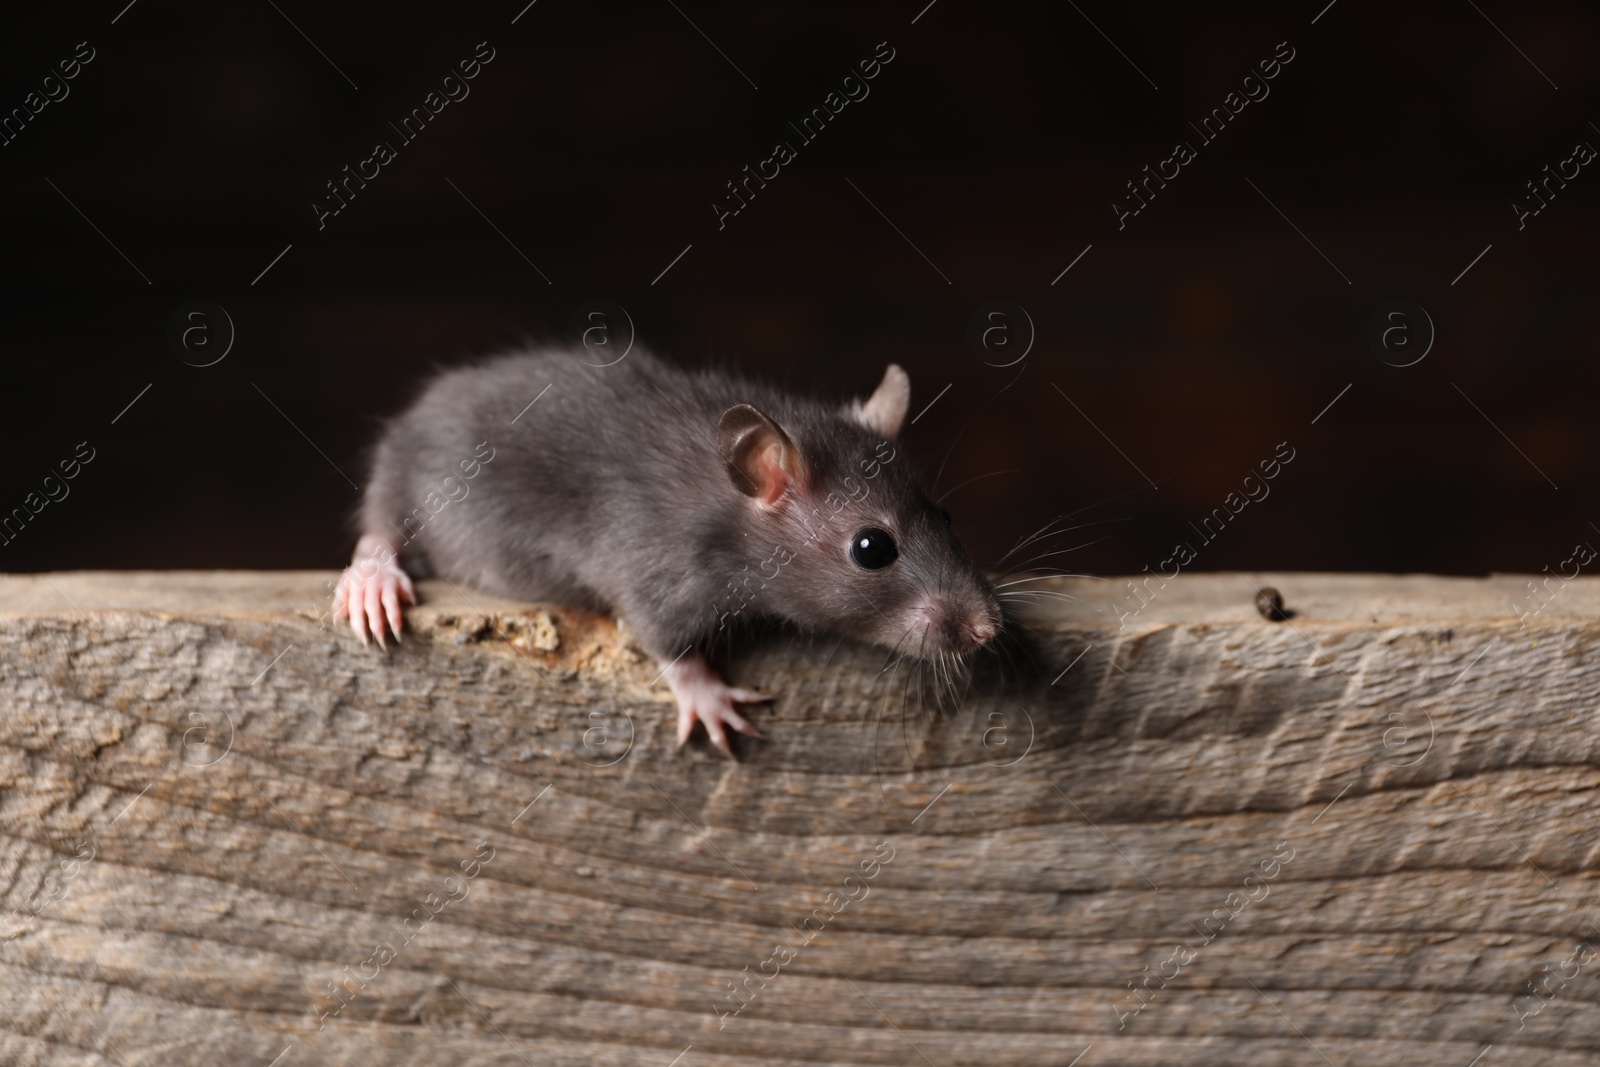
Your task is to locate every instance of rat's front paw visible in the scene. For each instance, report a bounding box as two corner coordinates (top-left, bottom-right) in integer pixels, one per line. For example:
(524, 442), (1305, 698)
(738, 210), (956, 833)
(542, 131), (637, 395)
(333, 542), (416, 649)
(676, 690), (769, 757)
(661, 650), (771, 757)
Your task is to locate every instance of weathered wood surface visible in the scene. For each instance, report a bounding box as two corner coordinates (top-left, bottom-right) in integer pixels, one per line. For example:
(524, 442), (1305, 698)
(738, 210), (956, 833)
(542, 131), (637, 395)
(3, 571), (1600, 1066)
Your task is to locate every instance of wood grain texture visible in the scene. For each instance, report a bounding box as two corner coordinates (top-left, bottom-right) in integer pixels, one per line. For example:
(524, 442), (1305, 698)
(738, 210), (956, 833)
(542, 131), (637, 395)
(1, 571), (1598, 1066)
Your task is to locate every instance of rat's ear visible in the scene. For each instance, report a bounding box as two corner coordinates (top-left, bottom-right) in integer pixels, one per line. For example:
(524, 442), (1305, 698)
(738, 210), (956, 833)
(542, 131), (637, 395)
(717, 404), (807, 506)
(844, 364), (910, 440)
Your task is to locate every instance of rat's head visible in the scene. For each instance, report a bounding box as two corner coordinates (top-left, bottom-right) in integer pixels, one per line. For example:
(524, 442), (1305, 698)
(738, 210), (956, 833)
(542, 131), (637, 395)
(715, 364), (1002, 660)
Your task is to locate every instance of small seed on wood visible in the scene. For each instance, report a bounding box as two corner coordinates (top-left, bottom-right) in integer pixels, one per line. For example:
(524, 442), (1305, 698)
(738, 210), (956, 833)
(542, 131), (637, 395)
(1255, 587), (1288, 621)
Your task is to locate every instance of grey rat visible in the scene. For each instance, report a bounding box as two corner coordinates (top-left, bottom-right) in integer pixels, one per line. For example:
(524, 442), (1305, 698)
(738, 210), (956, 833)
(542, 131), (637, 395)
(333, 346), (1002, 755)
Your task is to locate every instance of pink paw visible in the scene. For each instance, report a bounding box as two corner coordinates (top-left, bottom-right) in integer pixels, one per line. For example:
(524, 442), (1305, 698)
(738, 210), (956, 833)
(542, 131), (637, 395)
(333, 535), (416, 649)
(662, 651), (771, 757)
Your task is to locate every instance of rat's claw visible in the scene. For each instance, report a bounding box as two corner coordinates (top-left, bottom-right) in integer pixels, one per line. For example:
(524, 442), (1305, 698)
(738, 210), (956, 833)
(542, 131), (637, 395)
(705, 716), (732, 757)
(382, 586), (404, 643)
(334, 539), (414, 650)
(675, 702), (697, 748)
(365, 578), (387, 649)
(718, 704), (766, 741)
(349, 593), (370, 645)
(678, 701), (760, 755)
(662, 650), (772, 757)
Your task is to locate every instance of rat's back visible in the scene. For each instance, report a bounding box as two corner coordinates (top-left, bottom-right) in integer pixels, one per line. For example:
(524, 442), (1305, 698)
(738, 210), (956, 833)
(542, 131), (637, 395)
(363, 347), (752, 612)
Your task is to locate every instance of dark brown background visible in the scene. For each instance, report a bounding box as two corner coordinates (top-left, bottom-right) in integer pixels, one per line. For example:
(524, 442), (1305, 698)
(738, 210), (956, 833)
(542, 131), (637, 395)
(2, 0), (1595, 578)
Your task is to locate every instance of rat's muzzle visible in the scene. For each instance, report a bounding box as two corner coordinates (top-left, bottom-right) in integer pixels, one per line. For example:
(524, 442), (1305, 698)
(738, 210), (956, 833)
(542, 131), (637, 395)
(913, 594), (1002, 654)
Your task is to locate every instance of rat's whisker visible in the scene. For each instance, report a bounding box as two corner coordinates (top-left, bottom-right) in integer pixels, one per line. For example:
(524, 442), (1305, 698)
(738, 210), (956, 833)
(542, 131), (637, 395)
(995, 567), (1108, 582)
(995, 516), (1073, 566)
(935, 467), (1022, 506)
(994, 515), (1129, 566)
(878, 619), (921, 676)
(996, 586), (1076, 596)
(997, 590), (1081, 604)
(931, 362), (1028, 493)
(992, 572), (1103, 589)
(1000, 536), (1114, 572)
(989, 630), (1020, 682)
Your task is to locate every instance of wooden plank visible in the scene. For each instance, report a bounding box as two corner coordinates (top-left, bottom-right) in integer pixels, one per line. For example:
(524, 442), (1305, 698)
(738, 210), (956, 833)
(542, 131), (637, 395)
(0, 571), (1596, 1066)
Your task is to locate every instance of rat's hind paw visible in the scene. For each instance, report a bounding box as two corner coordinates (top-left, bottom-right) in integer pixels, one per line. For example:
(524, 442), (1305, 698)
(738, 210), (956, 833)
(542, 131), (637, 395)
(333, 540), (416, 649)
(661, 650), (772, 758)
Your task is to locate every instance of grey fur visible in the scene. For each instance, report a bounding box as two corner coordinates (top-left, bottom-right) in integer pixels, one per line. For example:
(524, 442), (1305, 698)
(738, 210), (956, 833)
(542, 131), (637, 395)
(361, 347), (999, 662)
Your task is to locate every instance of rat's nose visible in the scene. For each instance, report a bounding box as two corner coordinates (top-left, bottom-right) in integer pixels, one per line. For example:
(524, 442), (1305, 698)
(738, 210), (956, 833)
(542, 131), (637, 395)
(916, 597), (1001, 652)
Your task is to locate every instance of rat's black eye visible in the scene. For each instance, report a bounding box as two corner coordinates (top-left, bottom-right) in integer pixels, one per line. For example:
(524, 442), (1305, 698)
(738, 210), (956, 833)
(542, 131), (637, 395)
(938, 508), (952, 528)
(849, 527), (898, 570)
